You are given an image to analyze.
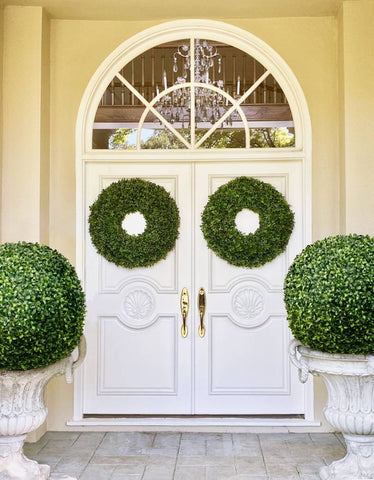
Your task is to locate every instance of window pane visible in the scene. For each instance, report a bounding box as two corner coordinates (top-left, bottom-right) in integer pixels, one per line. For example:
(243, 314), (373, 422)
(195, 86), (229, 127)
(119, 39), (190, 100)
(249, 127), (295, 148)
(140, 128), (187, 149)
(93, 128), (139, 150)
(154, 87), (191, 129)
(92, 38), (295, 149)
(199, 129), (246, 149)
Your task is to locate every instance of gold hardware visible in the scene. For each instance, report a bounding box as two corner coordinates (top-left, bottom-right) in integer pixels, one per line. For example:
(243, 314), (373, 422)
(180, 287), (189, 338)
(198, 288), (206, 338)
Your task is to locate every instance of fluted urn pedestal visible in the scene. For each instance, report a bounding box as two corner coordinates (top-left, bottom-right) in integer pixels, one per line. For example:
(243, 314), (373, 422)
(290, 339), (374, 480)
(0, 337), (86, 480)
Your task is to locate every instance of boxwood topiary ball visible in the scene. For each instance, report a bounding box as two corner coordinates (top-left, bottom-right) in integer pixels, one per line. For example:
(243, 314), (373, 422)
(284, 235), (374, 355)
(0, 242), (85, 370)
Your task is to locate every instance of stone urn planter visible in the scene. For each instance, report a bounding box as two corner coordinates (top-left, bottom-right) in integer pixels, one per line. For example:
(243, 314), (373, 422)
(0, 337), (86, 480)
(0, 242), (86, 480)
(284, 235), (374, 480)
(290, 339), (374, 479)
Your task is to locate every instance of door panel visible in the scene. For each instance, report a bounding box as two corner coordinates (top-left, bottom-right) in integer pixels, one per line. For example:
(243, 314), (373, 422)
(83, 163), (192, 414)
(98, 316), (177, 394)
(83, 159), (306, 415)
(194, 161), (305, 414)
(209, 314), (287, 393)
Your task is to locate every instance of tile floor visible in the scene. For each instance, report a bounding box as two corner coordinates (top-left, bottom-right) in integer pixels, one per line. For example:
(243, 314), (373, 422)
(24, 432), (346, 480)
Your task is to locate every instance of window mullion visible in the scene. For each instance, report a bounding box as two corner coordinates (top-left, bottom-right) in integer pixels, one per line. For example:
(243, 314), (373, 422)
(190, 38), (196, 149)
(195, 70), (271, 149)
(116, 73), (192, 149)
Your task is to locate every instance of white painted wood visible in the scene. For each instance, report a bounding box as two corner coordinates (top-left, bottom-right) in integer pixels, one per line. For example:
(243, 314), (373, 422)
(83, 163), (193, 414)
(83, 160), (308, 416)
(235, 209), (260, 235)
(122, 211), (146, 235)
(67, 417), (320, 427)
(194, 161), (306, 414)
(75, 19), (313, 421)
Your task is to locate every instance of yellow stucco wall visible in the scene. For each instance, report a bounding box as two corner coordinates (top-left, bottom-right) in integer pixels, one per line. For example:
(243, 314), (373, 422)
(0, 7), (3, 233)
(45, 15), (339, 431)
(0, 0), (373, 438)
(1, 6), (50, 243)
(341, 1), (374, 235)
(338, 5), (346, 233)
(39, 9), (50, 245)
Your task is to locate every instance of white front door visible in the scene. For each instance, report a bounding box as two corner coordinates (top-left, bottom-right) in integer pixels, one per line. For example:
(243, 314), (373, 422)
(84, 162), (193, 414)
(83, 158), (305, 415)
(194, 161), (304, 414)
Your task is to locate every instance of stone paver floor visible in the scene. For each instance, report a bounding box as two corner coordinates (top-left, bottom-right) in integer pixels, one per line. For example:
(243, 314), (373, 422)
(24, 432), (345, 479)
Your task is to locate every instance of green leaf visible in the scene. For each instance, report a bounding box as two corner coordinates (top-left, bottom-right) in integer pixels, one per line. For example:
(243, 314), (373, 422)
(0, 242), (85, 370)
(284, 235), (374, 354)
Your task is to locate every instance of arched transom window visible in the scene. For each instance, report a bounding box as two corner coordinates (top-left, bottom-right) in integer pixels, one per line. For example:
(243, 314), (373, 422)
(92, 38), (295, 150)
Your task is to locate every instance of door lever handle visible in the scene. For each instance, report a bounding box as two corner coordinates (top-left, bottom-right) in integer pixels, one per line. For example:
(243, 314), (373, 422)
(180, 287), (189, 338)
(198, 288), (206, 338)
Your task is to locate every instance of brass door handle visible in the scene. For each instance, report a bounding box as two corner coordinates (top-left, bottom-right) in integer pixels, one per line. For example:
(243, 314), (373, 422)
(180, 287), (189, 338)
(198, 288), (206, 338)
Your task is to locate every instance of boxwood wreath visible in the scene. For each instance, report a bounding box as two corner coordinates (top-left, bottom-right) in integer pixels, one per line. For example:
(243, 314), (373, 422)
(201, 176), (294, 267)
(0, 242), (85, 371)
(89, 178), (180, 268)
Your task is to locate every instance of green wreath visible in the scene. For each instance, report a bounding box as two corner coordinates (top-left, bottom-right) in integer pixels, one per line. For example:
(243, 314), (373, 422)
(89, 178), (180, 269)
(201, 176), (294, 268)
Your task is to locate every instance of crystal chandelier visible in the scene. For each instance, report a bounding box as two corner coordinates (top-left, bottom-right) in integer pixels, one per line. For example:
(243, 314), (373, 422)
(156, 39), (235, 126)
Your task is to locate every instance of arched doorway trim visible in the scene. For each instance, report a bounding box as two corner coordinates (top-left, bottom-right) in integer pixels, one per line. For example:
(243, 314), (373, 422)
(74, 19), (313, 424)
(77, 19), (311, 155)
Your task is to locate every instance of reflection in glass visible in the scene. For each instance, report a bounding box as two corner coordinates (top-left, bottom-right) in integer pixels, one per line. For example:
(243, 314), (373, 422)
(93, 128), (138, 150)
(154, 87), (191, 127)
(200, 129), (246, 148)
(93, 38), (296, 150)
(109, 128), (135, 149)
(104, 127), (187, 150)
(249, 127), (295, 148)
(94, 126), (295, 150)
(156, 40), (228, 127)
(140, 129), (187, 149)
(194, 86), (231, 126)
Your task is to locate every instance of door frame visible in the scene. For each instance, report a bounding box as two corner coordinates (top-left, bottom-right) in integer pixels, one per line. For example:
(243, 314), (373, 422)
(74, 19), (313, 425)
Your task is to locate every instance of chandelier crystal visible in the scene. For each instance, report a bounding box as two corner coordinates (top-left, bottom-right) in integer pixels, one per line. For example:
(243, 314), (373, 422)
(156, 39), (236, 127)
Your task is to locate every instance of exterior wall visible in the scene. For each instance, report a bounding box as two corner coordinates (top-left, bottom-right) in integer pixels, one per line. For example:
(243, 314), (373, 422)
(45, 16), (339, 431)
(340, 1), (374, 235)
(1, 5), (51, 441)
(0, 6), (3, 236)
(40, 9), (50, 245)
(1, 6), (50, 243)
(0, 0), (373, 439)
(338, 5), (346, 233)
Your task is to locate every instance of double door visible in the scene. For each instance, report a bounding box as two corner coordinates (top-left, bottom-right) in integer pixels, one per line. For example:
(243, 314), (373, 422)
(83, 160), (305, 415)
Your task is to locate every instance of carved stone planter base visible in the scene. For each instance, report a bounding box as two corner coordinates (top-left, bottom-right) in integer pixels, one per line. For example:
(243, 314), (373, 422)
(0, 435), (77, 480)
(290, 341), (374, 480)
(0, 435), (50, 480)
(0, 337), (85, 480)
(320, 434), (374, 480)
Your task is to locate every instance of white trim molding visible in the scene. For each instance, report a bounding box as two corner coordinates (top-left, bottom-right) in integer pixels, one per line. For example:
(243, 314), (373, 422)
(67, 417), (320, 429)
(75, 19), (313, 425)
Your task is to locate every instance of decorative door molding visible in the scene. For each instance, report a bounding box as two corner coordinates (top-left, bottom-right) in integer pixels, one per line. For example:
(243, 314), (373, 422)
(74, 19), (312, 423)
